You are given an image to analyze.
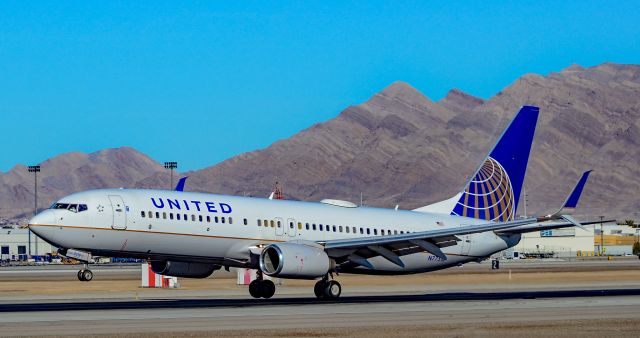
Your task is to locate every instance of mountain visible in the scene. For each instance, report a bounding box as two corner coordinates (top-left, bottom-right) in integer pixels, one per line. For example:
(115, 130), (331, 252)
(185, 62), (640, 221)
(0, 147), (171, 223)
(1, 62), (639, 223)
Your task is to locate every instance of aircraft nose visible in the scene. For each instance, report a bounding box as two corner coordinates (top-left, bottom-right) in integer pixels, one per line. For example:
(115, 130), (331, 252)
(28, 209), (56, 229)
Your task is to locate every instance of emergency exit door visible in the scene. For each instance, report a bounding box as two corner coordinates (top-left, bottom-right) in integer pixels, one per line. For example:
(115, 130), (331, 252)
(108, 195), (127, 230)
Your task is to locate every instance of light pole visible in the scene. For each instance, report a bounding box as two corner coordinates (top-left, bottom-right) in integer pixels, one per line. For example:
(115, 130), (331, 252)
(27, 165), (41, 257)
(600, 215), (604, 256)
(164, 161), (178, 190)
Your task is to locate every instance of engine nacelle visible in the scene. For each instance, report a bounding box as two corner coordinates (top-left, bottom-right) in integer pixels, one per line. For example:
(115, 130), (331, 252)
(150, 261), (218, 278)
(259, 243), (330, 279)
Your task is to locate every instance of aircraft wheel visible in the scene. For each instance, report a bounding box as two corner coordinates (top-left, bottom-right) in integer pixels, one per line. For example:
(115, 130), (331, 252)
(248, 280), (261, 298)
(77, 270), (85, 281)
(323, 280), (341, 299)
(82, 269), (93, 282)
(314, 280), (326, 299)
(261, 280), (276, 299)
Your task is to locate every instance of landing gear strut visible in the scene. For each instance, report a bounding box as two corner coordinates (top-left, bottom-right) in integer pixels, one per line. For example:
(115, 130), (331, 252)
(314, 274), (341, 300)
(248, 270), (276, 299)
(77, 264), (93, 282)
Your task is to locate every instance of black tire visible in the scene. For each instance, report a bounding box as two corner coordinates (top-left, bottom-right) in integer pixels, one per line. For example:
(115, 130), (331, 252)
(323, 280), (341, 299)
(314, 280), (326, 299)
(82, 269), (93, 282)
(261, 280), (276, 299)
(248, 280), (261, 298)
(77, 270), (85, 281)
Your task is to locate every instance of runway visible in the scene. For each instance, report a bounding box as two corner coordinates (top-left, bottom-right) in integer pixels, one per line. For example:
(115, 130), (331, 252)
(0, 291), (639, 337)
(1, 259), (639, 336)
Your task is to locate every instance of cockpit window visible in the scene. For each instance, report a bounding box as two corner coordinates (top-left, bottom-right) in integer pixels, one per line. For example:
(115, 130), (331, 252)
(50, 203), (88, 213)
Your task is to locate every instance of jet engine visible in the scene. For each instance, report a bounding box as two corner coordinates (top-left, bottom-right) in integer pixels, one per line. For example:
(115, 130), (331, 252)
(150, 260), (218, 278)
(259, 243), (331, 279)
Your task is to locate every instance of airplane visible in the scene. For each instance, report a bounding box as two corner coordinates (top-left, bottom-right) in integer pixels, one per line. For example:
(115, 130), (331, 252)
(28, 105), (596, 300)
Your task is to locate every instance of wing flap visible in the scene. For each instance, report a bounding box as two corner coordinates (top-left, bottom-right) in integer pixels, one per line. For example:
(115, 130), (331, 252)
(323, 218), (537, 262)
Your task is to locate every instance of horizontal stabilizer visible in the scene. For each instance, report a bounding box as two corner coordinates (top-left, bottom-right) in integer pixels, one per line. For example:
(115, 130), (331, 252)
(560, 214), (586, 231)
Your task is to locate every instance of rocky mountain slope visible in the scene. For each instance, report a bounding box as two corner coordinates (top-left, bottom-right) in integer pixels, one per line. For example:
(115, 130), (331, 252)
(0, 147), (170, 223)
(1, 62), (638, 223)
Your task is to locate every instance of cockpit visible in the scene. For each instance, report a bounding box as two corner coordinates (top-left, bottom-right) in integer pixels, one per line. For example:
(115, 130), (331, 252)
(50, 203), (88, 213)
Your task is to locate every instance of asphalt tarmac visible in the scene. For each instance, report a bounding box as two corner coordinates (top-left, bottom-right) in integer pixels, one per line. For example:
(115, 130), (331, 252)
(1, 259), (639, 337)
(0, 292), (639, 337)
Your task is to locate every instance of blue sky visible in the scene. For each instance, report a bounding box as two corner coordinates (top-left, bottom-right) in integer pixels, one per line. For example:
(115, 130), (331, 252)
(1, 1), (638, 172)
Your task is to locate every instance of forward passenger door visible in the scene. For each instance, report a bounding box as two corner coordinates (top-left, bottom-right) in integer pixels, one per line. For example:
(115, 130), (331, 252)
(108, 195), (127, 230)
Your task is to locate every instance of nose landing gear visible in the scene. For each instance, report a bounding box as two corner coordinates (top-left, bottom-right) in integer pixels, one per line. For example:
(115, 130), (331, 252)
(77, 264), (93, 282)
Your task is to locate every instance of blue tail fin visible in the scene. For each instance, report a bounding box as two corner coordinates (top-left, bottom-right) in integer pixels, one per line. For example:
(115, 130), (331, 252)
(451, 106), (539, 221)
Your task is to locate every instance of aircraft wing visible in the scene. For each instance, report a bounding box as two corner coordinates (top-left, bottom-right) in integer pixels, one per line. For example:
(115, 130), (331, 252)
(495, 219), (614, 235)
(321, 218), (538, 268)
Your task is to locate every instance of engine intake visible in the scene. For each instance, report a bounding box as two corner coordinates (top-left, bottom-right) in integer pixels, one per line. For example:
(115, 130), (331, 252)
(150, 261), (218, 278)
(259, 243), (330, 279)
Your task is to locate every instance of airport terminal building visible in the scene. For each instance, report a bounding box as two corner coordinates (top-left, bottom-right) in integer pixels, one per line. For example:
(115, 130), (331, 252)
(513, 226), (595, 258)
(0, 227), (54, 261)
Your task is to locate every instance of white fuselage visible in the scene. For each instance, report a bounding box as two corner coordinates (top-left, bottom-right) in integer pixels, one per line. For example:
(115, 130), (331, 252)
(29, 188), (521, 276)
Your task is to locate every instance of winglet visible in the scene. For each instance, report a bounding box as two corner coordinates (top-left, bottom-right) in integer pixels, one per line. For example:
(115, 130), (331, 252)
(540, 170), (592, 221)
(562, 170), (592, 210)
(175, 177), (189, 192)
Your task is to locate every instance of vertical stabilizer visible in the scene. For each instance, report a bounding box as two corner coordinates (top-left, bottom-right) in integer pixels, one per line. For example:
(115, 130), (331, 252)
(414, 106), (539, 222)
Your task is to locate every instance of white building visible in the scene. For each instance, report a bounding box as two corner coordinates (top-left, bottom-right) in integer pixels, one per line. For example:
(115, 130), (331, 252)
(512, 225), (595, 258)
(0, 227), (55, 261)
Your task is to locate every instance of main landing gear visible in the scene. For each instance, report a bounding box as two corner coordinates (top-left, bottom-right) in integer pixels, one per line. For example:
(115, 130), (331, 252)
(77, 264), (93, 282)
(314, 275), (341, 300)
(249, 270), (276, 299)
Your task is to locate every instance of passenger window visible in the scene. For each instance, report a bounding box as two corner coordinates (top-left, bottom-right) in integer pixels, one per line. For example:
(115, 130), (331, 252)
(170, 213), (174, 220)
(319, 224), (323, 231)
(306, 223), (310, 230)
(313, 224), (317, 230)
(216, 217), (219, 223)
(141, 211), (145, 218)
(199, 215), (203, 222)
(332, 225), (336, 232)
(339, 226), (343, 233)
(177, 214), (181, 220)
(345, 226), (349, 233)
(277, 220), (281, 228)
(374, 229), (378, 235)
(381, 229), (385, 235)
(367, 228), (370, 235)
(270, 220), (275, 227)
(360, 228), (364, 234)
(207, 216), (210, 222)
(244, 218), (248, 225)
(289, 222), (294, 229)
(229, 217), (233, 224)
(221, 217), (225, 224)
(353, 227), (356, 234)
(257, 220), (262, 226)
(184, 214), (188, 221)
(298, 222), (302, 230)
(394, 230), (398, 235)
(148, 211), (153, 219)
(163, 212), (167, 219)
(155, 212), (159, 219)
